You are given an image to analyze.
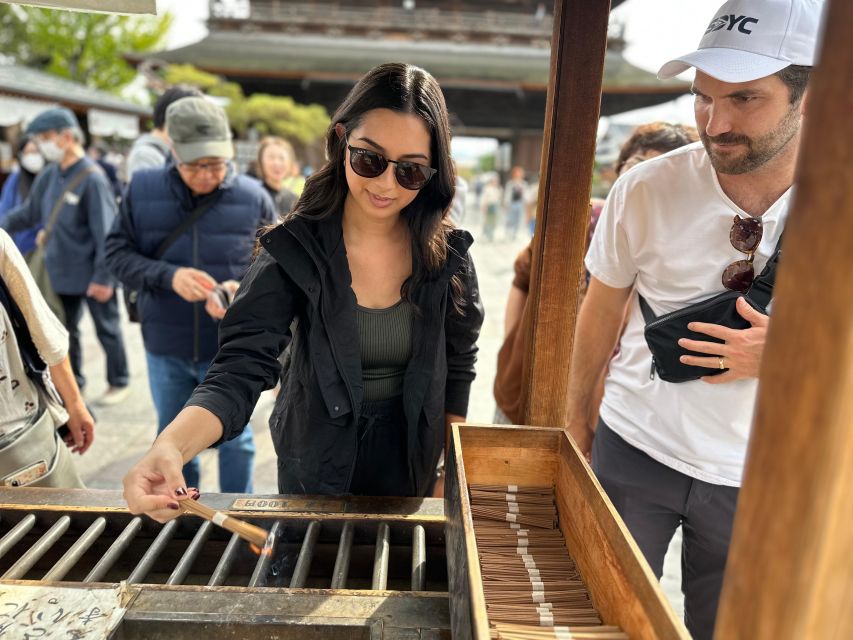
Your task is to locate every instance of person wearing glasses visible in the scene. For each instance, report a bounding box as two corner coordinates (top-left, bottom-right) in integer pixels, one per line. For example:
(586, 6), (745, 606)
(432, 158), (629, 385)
(565, 1), (821, 638)
(121, 62), (483, 515)
(105, 96), (276, 495)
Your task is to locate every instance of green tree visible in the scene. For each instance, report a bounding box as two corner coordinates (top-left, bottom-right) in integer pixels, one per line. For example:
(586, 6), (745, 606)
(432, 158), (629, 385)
(163, 64), (330, 145)
(243, 94), (329, 145)
(477, 153), (497, 173)
(0, 5), (171, 93)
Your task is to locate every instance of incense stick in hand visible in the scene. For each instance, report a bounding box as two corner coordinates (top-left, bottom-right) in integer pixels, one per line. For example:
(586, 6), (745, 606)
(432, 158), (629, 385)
(179, 495), (269, 547)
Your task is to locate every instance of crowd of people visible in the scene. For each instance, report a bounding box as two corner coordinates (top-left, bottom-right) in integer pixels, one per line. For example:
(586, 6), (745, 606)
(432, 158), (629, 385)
(474, 166), (538, 242)
(0, 0), (822, 638)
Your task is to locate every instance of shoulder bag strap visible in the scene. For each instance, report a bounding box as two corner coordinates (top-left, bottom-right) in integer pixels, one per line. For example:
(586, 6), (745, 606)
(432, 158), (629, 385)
(152, 196), (219, 260)
(637, 293), (657, 324)
(640, 232), (785, 321)
(41, 165), (100, 246)
(746, 233), (784, 309)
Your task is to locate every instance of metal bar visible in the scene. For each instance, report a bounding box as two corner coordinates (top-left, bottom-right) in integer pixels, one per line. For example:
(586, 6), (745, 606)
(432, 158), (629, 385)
(411, 524), (426, 591)
(207, 531), (241, 587)
(248, 520), (282, 587)
(43, 517), (107, 582)
(330, 520), (354, 589)
(0, 514), (36, 562)
(127, 519), (178, 584)
(371, 522), (390, 591)
(289, 520), (320, 588)
(84, 516), (143, 583)
(2, 515), (71, 580)
(167, 520), (213, 585)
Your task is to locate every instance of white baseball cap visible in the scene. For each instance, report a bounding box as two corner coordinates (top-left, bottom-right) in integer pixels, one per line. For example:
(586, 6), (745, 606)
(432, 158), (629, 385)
(658, 0), (825, 83)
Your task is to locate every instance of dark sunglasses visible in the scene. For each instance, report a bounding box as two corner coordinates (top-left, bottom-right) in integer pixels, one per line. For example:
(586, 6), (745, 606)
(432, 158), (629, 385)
(345, 138), (436, 191)
(722, 215), (763, 292)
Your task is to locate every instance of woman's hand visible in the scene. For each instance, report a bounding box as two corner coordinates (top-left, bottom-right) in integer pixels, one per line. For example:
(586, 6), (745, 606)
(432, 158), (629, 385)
(63, 400), (95, 454)
(123, 440), (188, 523)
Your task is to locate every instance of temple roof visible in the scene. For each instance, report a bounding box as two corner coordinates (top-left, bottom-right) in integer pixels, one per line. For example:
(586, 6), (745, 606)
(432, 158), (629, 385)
(147, 31), (685, 93)
(0, 62), (151, 117)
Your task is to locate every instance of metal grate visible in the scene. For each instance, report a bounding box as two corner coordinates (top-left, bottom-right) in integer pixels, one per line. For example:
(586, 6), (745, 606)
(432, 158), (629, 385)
(0, 502), (446, 590)
(0, 488), (450, 639)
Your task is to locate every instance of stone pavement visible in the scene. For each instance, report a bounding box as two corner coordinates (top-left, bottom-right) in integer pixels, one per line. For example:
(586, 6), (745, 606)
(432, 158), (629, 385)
(70, 203), (683, 620)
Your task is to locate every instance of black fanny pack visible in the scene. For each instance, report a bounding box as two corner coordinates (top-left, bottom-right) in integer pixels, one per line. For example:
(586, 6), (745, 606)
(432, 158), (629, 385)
(639, 237), (781, 383)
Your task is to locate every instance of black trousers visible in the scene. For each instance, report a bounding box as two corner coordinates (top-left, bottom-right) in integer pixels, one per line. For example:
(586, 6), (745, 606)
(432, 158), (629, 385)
(592, 420), (739, 640)
(348, 395), (434, 497)
(59, 293), (129, 390)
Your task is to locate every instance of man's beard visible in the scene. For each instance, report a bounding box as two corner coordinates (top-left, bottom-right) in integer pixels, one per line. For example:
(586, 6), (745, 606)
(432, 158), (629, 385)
(701, 104), (801, 175)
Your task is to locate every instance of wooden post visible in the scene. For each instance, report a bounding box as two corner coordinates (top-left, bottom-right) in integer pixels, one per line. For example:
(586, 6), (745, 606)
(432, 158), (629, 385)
(519, 0), (611, 426)
(715, 1), (853, 637)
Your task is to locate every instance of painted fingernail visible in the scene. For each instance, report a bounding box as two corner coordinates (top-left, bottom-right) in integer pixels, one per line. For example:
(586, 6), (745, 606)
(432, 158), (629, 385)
(175, 487), (187, 497)
(167, 502), (180, 510)
(191, 490), (200, 501)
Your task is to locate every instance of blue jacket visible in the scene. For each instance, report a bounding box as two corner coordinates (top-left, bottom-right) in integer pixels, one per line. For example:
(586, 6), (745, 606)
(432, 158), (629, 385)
(105, 164), (276, 361)
(0, 158), (117, 294)
(0, 170), (41, 255)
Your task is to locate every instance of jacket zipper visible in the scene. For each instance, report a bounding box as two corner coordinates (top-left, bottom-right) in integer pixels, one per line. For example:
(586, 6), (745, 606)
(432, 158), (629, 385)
(280, 225), (470, 493)
(644, 291), (742, 331)
(193, 224), (199, 362)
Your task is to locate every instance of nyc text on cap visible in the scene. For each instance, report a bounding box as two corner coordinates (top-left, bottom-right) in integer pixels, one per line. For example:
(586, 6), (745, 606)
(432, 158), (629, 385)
(658, 0), (825, 83)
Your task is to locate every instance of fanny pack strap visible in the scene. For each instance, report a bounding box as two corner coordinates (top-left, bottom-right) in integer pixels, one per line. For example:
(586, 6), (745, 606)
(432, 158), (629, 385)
(638, 232), (785, 323)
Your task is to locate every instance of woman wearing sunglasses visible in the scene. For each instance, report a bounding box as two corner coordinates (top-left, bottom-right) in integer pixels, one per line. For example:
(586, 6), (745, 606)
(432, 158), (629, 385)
(123, 63), (484, 517)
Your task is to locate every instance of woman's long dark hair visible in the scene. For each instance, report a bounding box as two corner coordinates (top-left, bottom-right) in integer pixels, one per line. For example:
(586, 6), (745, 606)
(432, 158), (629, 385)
(284, 63), (465, 313)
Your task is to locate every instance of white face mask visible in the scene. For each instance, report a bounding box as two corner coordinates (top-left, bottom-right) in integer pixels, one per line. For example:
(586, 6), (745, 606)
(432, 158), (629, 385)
(19, 152), (45, 174)
(37, 139), (65, 163)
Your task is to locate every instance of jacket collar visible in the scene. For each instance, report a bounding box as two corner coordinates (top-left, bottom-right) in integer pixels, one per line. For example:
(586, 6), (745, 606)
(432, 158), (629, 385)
(263, 211), (473, 286)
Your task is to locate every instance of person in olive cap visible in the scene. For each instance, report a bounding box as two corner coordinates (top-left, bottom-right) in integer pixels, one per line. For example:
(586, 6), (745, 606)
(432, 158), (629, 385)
(126, 85), (203, 180)
(0, 106), (130, 406)
(106, 97), (275, 493)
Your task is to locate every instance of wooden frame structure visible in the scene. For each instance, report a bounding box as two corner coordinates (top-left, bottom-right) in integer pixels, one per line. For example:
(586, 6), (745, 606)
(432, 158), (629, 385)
(524, 0), (852, 637)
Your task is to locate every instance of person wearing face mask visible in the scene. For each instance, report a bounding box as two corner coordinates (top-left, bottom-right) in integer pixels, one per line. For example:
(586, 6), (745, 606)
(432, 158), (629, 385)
(0, 107), (130, 407)
(0, 138), (45, 256)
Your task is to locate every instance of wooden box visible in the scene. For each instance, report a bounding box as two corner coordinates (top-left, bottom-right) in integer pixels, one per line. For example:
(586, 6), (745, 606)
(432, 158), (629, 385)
(445, 424), (690, 640)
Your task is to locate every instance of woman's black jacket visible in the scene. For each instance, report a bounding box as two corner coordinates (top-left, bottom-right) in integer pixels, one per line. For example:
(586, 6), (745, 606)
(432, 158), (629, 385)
(187, 213), (484, 496)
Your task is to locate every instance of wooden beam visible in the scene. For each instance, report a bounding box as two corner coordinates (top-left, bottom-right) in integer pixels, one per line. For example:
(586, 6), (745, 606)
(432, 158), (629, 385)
(519, 0), (610, 426)
(715, 1), (853, 637)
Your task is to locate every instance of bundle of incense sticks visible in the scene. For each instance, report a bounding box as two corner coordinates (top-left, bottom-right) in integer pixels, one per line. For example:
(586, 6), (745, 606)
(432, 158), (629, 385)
(490, 623), (629, 639)
(179, 497), (269, 547)
(470, 484), (628, 639)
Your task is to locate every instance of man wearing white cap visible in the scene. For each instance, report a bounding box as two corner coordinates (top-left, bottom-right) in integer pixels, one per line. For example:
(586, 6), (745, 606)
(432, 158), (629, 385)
(564, 1), (824, 638)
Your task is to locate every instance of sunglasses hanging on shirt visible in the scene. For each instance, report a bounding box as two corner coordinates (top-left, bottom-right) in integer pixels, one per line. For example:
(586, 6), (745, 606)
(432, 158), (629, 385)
(722, 215), (763, 293)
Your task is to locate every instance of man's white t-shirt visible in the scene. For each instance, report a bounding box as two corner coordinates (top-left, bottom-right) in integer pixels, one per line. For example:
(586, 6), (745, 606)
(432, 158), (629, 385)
(585, 142), (790, 487)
